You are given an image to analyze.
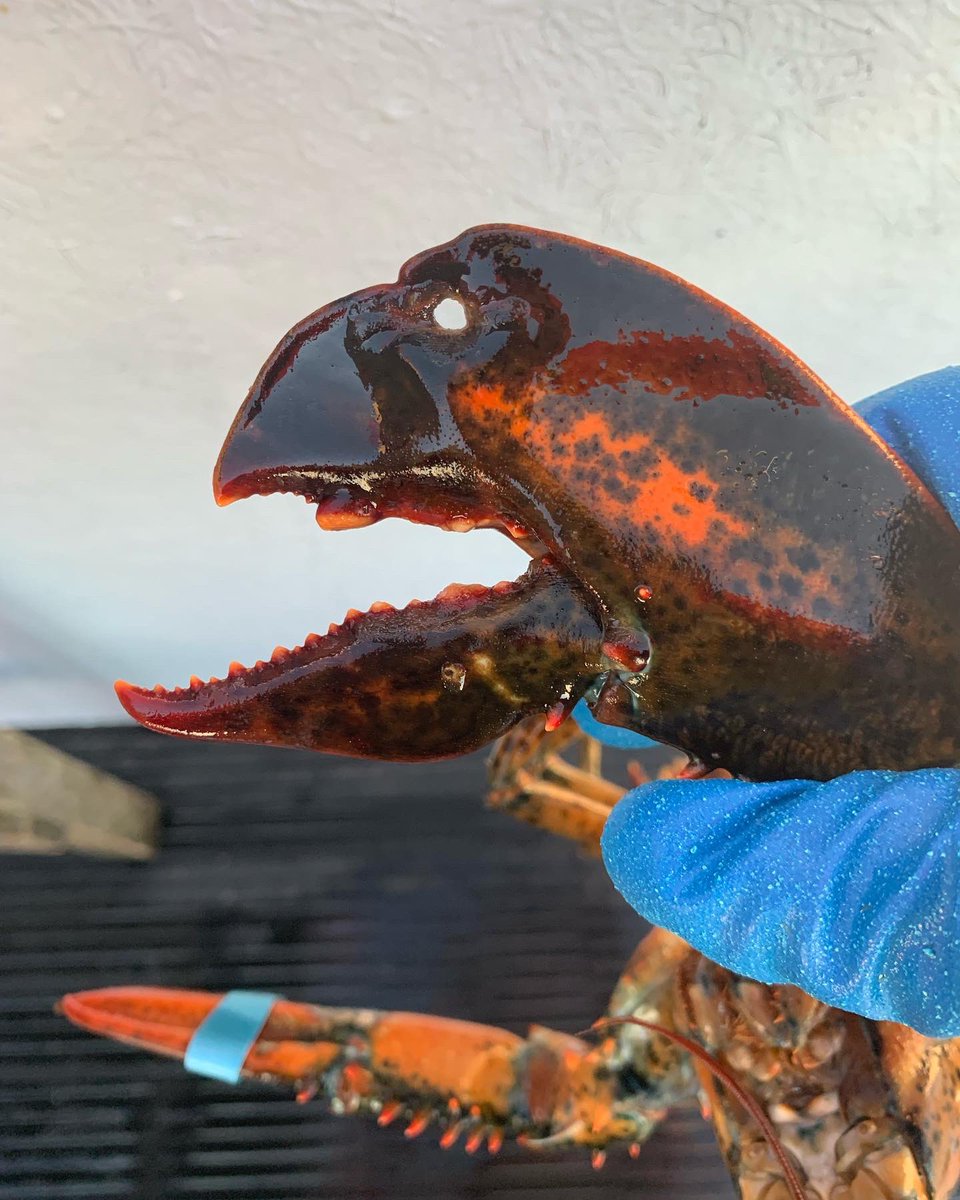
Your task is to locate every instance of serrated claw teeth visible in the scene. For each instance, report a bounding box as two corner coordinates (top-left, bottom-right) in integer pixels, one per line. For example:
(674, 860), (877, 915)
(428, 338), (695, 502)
(437, 582), (472, 602)
(164, 560), (524, 702)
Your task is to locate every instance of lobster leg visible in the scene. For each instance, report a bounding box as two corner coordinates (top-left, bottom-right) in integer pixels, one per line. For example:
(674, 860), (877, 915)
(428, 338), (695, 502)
(486, 716), (698, 855)
(486, 717), (624, 854)
(58, 988), (668, 1160)
(487, 722), (709, 1135)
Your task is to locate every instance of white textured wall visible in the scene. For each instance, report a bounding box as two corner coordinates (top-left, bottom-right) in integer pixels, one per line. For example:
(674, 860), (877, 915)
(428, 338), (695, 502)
(4, 0), (960, 725)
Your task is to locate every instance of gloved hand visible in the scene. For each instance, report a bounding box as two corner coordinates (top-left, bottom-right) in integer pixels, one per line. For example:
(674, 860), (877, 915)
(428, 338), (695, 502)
(581, 367), (960, 1038)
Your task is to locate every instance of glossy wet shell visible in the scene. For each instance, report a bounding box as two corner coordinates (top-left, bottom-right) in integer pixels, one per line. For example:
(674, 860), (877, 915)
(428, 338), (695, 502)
(123, 224), (960, 780)
(413, 228), (960, 778)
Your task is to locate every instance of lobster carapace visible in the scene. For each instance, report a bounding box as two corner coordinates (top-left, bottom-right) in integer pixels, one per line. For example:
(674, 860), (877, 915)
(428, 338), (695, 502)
(117, 225), (960, 780)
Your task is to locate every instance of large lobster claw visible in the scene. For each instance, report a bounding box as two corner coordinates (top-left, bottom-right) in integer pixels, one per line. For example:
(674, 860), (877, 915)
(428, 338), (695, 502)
(116, 225), (960, 780)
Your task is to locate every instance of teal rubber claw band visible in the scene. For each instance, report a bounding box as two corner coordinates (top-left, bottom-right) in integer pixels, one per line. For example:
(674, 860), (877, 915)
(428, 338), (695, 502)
(573, 698), (658, 750)
(184, 990), (282, 1084)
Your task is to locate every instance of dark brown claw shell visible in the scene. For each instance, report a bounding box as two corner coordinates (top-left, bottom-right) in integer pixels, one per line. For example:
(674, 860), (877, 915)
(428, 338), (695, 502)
(119, 225), (960, 781)
(117, 561), (604, 760)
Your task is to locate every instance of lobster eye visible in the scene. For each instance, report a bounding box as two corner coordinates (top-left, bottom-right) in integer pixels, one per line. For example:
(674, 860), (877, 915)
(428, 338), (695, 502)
(432, 296), (468, 331)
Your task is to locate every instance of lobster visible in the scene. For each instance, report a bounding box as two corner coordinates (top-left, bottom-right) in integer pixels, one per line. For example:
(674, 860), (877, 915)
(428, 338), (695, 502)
(61, 227), (960, 1198)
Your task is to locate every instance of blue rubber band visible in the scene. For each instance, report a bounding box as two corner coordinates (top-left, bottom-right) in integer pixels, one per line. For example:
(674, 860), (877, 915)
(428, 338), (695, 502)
(184, 990), (281, 1084)
(573, 698), (659, 750)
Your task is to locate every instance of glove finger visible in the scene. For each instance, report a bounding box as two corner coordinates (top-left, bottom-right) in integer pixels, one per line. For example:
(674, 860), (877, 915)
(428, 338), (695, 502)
(601, 770), (960, 1037)
(857, 366), (960, 526)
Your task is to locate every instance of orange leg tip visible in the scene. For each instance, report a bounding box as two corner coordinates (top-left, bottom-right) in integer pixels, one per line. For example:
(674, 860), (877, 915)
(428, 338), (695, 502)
(377, 1101), (402, 1127)
(464, 1129), (484, 1154)
(544, 703), (566, 732)
(439, 1125), (460, 1150)
(404, 1111), (431, 1139)
(591, 1148), (607, 1170)
(629, 1142), (642, 1159)
(678, 756), (711, 780)
(339, 1062), (369, 1094)
(626, 760), (648, 787)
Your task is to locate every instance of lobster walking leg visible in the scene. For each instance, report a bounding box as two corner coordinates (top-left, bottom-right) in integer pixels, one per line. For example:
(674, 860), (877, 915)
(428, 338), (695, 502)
(486, 717), (624, 854)
(487, 716), (707, 853)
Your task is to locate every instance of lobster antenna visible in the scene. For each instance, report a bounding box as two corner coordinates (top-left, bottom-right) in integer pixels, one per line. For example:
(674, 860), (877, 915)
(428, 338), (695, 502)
(585, 1015), (806, 1200)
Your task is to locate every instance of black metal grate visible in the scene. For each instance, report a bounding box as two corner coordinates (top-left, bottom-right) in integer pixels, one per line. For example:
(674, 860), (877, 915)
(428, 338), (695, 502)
(0, 727), (733, 1199)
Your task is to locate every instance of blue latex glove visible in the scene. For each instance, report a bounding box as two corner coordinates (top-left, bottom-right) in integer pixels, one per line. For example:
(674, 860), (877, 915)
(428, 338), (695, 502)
(585, 367), (960, 1037)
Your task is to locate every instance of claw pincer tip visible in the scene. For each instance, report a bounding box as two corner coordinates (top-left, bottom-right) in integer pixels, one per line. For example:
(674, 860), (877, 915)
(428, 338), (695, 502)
(59, 988), (280, 1084)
